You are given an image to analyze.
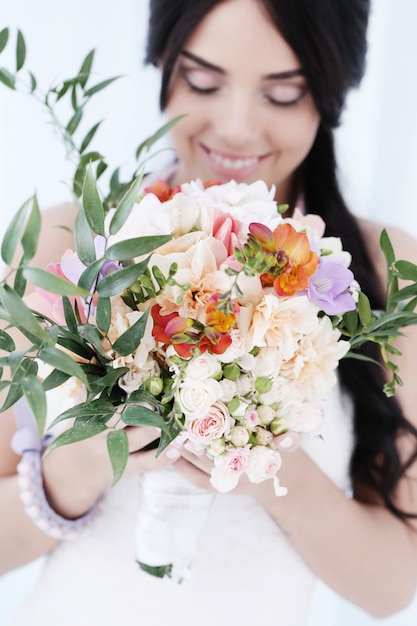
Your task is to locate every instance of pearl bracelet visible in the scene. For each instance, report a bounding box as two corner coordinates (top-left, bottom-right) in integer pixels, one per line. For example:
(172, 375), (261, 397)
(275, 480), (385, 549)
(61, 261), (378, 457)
(16, 449), (103, 540)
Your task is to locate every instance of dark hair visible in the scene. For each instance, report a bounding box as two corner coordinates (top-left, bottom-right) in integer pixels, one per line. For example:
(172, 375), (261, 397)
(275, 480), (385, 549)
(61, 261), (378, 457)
(146, 0), (417, 519)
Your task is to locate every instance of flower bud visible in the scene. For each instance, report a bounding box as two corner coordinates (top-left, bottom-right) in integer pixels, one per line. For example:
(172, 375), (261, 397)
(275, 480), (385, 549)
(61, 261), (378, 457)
(255, 426), (273, 445)
(206, 438), (226, 458)
(143, 376), (164, 396)
(230, 426), (250, 447)
(227, 397), (249, 418)
(257, 404), (275, 426)
(255, 376), (273, 394)
(222, 362), (241, 381)
(270, 416), (288, 436)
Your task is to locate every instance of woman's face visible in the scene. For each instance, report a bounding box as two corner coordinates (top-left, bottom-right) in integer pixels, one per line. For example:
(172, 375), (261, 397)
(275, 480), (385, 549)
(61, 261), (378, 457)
(164, 0), (320, 203)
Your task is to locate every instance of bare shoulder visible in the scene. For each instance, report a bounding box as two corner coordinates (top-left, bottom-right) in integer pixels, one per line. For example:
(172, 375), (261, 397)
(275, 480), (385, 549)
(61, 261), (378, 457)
(33, 202), (79, 269)
(356, 217), (417, 285)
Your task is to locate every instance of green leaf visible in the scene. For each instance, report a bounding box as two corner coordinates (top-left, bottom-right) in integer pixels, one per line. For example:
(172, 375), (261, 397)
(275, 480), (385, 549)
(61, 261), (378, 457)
(62, 296), (78, 334)
(82, 165), (105, 236)
(39, 346), (88, 386)
(357, 291), (372, 326)
(137, 561), (172, 579)
(92, 366), (128, 389)
(74, 207), (96, 265)
(21, 375), (47, 436)
(1, 197), (33, 265)
(395, 260), (417, 282)
(107, 429), (129, 486)
(0, 285), (51, 344)
(96, 296), (111, 333)
(73, 162), (87, 197)
(0, 67), (16, 89)
(48, 398), (115, 427)
(380, 229), (396, 268)
(13, 265), (27, 297)
(78, 257), (105, 292)
(44, 422), (107, 456)
(135, 115), (185, 159)
(20, 196), (41, 261)
(341, 310), (359, 337)
(80, 121), (102, 153)
(122, 404), (170, 435)
(84, 75), (122, 97)
(28, 71), (37, 93)
(0, 381), (23, 412)
(113, 310), (149, 357)
(56, 335), (95, 361)
(106, 235), (171, 261)
(16, 30), (26, 71)
(0, 329), (15, 352)
(78, 49), (95, 89)
(108, 174), (144, 236)
(0, 28), (9, 53)
(96, 257), (150, 297)
(66, 107), (83, 136)
(42, 368), (71, 392)
(22, 267), (90, 298)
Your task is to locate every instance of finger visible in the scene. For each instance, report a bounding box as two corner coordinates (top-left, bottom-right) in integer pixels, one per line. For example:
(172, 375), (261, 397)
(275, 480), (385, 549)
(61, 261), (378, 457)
(124, 426), (160, 453)
(125, 447), (172, 475)
(274, 431), (301, 452)
(173, 458), (214, 491)
(180, 448), (213, 475)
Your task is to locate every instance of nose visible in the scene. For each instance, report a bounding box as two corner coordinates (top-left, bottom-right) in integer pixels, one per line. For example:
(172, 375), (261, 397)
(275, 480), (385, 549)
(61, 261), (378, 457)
(214, 91), (260, 148)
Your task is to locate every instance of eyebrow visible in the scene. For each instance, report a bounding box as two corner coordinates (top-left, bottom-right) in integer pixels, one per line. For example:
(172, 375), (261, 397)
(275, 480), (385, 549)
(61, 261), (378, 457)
(180, 50), (304, 80)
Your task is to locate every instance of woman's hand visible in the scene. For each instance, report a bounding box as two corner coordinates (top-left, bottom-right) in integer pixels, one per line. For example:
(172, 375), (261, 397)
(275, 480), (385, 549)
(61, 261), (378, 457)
(42, 425), (173, 519)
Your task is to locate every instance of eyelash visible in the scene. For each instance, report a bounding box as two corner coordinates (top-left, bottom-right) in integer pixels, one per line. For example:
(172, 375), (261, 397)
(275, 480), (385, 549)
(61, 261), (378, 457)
(180, 68), (307, 107)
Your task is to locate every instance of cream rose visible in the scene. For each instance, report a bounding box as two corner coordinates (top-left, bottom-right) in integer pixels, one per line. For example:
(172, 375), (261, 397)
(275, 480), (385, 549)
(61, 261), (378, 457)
(178, 378), (223, 418)
(246, 446), (282, 484)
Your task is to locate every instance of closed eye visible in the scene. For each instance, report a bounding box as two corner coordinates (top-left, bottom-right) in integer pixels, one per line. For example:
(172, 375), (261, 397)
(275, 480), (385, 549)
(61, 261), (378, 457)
(180, 66), (220, 95)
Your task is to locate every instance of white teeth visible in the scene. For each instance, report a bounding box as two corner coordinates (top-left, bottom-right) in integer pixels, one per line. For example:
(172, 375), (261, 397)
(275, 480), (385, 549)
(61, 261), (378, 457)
(210, 151), (258, 170)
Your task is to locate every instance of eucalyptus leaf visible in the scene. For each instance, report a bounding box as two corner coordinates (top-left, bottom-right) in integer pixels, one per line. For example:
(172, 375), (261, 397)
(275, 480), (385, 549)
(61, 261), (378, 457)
(74, 207), (96, 265)
(357, 291), (372, 327)
(80, 121), (102, 153)
(0, 28), (9, 54)
(48, 398), (116, 427)
(44, 422), (107, 456)
(108, 174), (144, 236)
(0, 381), (23, 412)
(84, 76), (122, 98)
(0, 285), (51, 344)
(16, 30), (26, 71)
(39, 346), (88, 386)
(78, 257), (106, 292)
(96, 257), (150, 297)
(78, 49), (95, 89)
(1, 197), (33, 265)
(62, 296), (78, 334)
(0, 329), (15, 352)
(112, 310), (149, 357)
(82, 165), (105, 236)
(122, 404), (170, 435)
(28, 71), (37, 93)
(395, 260), (417, 283)
(96, 296), (111, 333)
(13, 265), (27, 297)
(21, 375), (47, 436)
(66, 107), (83, 136)
(107, 429), (129, 486)
(106, 235), (171, 261)
(380, 229), (396, 268)
(135, 115), (185, 159)
(56, 335), (95, 361)
(91, 366), (129, 389)
(42, 368), (71, 392)
(0, 67), (16, 89)
(22, 267), (90, 298)
(20, 195), (41, 261)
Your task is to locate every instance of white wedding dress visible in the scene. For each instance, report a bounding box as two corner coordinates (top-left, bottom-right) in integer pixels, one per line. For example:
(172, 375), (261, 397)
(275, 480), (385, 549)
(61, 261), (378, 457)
(10, 380), (353, 626)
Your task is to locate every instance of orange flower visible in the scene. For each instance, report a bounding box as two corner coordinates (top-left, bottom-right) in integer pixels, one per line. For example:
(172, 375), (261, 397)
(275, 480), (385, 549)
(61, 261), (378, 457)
(272, 223), (318, 296)
(205, 293), (239, 333)
(144, 179), (181, 202)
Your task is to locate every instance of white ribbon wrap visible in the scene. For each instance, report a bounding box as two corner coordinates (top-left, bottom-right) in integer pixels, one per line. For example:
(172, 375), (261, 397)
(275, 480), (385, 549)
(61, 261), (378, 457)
(135, 466), (215, 582)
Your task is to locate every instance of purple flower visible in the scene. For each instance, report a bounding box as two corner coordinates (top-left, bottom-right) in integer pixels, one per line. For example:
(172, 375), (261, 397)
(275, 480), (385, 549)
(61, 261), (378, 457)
(306, 256), (356, 315)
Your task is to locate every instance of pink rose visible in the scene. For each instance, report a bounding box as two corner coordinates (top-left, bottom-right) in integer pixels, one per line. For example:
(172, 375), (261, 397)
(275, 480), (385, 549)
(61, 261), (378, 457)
(185, 401), (232, 444)
(212, 209), (243, 256)
(210, 446), (251, 492)
(246, 446), (282, 485)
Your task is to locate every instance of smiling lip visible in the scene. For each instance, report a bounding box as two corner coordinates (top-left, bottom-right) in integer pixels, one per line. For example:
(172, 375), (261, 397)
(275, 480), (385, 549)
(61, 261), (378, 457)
(199, 144), (271, 180)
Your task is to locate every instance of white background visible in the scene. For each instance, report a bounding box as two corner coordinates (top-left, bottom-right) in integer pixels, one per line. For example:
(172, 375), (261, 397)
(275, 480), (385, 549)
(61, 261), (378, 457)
(1, 1), (417, 625)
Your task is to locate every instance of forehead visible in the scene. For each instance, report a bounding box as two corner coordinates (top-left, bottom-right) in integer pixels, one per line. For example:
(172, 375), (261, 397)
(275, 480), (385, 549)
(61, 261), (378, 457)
(182, 0), (301, 75)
